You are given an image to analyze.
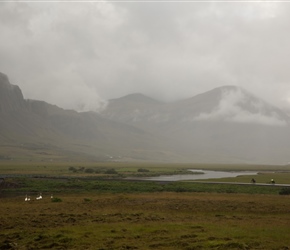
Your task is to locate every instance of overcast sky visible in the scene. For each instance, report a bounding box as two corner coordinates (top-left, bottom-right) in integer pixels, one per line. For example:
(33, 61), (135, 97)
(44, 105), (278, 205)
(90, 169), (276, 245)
(1, 1), (290, 112)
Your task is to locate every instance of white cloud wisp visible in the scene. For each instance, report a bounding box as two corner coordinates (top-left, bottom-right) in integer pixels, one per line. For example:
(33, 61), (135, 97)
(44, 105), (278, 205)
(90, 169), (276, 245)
(195, 89), (288, 126)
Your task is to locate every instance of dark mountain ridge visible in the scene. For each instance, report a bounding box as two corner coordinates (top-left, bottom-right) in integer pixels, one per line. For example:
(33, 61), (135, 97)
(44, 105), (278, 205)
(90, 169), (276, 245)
(0, 72), (26, 114)
(0, 73), (172, 162)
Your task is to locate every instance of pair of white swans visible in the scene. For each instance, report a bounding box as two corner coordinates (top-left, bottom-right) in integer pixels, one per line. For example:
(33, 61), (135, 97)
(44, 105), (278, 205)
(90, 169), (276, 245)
(25, 193), (53, 201)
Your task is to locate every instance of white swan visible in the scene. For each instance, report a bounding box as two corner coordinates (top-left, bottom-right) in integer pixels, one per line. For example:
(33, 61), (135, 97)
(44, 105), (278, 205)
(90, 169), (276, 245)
(36, 193), (42, 200)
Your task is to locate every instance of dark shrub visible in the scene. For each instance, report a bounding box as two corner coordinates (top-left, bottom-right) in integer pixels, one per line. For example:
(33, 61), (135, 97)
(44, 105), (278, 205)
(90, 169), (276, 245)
(51, 197), (62, 202)
(68, 166), (77, 172)
(84, 168), (94, 173)
(279, 188), (290, 195)
(105, 168), (118, 174)
(138, 168), (150, 172)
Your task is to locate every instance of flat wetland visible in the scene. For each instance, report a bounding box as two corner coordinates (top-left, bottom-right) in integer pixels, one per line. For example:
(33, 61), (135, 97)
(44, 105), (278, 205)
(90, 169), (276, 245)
(1, 162), (290, 249)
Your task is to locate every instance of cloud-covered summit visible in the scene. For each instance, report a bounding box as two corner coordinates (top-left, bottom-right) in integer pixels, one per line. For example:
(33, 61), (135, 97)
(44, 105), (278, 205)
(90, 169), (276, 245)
(195, 87), (288, 126)
(101, 85), (289, 127)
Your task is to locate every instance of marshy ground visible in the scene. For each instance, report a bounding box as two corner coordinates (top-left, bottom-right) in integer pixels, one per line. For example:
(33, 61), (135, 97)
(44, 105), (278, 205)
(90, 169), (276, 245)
(1, 192), (290, 250)
(1, 162), (290, 249)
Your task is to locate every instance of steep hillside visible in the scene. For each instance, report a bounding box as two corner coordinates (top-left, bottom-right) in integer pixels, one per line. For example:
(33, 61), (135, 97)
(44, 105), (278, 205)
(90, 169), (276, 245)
(102, 93), (164, 123)
(0, 72), (26, 114)
(0, 73), (174, 162)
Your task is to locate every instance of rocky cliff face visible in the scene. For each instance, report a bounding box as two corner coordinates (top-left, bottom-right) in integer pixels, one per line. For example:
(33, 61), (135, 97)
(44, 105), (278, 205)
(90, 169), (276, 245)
(0, 72), (26, 114)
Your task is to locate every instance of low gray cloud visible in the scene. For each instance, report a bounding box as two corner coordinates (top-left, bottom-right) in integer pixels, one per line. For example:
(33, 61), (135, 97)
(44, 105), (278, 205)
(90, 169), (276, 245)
(1, 2), (290, 111)
(195, 88), (288, 126)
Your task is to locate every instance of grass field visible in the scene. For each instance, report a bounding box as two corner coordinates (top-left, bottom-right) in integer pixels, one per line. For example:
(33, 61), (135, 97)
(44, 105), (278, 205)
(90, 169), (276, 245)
(1, 192), (290, 250)
(1, 161), (290, 176)
(1, 162), (290, 249)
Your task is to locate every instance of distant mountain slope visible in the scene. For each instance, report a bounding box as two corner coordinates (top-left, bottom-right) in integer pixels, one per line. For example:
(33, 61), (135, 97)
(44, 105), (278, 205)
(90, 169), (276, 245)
(102, 86), (289, 126)
(101, 85), (290, 164)
(2, 71), (290, 164)
(0, 73), (174, 162)
(102, 93), (164, 123)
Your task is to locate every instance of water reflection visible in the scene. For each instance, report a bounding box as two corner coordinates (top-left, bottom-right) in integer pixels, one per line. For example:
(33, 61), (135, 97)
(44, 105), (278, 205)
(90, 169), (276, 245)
(143, 169), (257, 181)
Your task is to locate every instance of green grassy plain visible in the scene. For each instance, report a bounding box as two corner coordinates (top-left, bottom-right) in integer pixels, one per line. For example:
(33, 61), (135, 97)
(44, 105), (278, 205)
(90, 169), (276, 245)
(0, 161), (190, 176)
(1, 161), (290, 176)
(1, 162), (290, 249)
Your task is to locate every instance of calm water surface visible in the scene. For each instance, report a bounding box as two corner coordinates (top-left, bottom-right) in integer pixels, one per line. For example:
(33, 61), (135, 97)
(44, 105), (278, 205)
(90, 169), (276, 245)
(143, 170), (258, 181)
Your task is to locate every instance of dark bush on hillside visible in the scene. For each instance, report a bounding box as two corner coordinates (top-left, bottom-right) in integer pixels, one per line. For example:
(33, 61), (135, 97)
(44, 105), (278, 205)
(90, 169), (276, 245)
(68, 166), (77, 172)
(51, 197), (62, 202)
(138, 168), (150, 172)
(105, 168), (118, 174)
(85, 168), (94, 174)
(279, 188), (290, 195)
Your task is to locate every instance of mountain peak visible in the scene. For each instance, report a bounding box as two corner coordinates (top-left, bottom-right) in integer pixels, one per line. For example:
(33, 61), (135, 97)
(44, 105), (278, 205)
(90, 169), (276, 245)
(111, 93), (161, 104)
(192, 85), (289, 126)
(0, 72), (26, 113)
(0, 72), (15, 90)
(217, 85), (241, 91)
(208, 85), (246, 96)
(0, 72), (9, 84)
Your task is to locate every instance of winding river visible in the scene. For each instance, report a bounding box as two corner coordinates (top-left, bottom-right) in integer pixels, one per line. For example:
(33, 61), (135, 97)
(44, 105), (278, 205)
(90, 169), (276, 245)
(142, 169), (258, 182)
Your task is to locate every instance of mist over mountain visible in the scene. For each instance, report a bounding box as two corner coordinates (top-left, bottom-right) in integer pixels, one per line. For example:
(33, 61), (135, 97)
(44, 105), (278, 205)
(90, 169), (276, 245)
(1, 72), (290, 164)
(100, 85), (290, 164)
(102, 86), (289, 127)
